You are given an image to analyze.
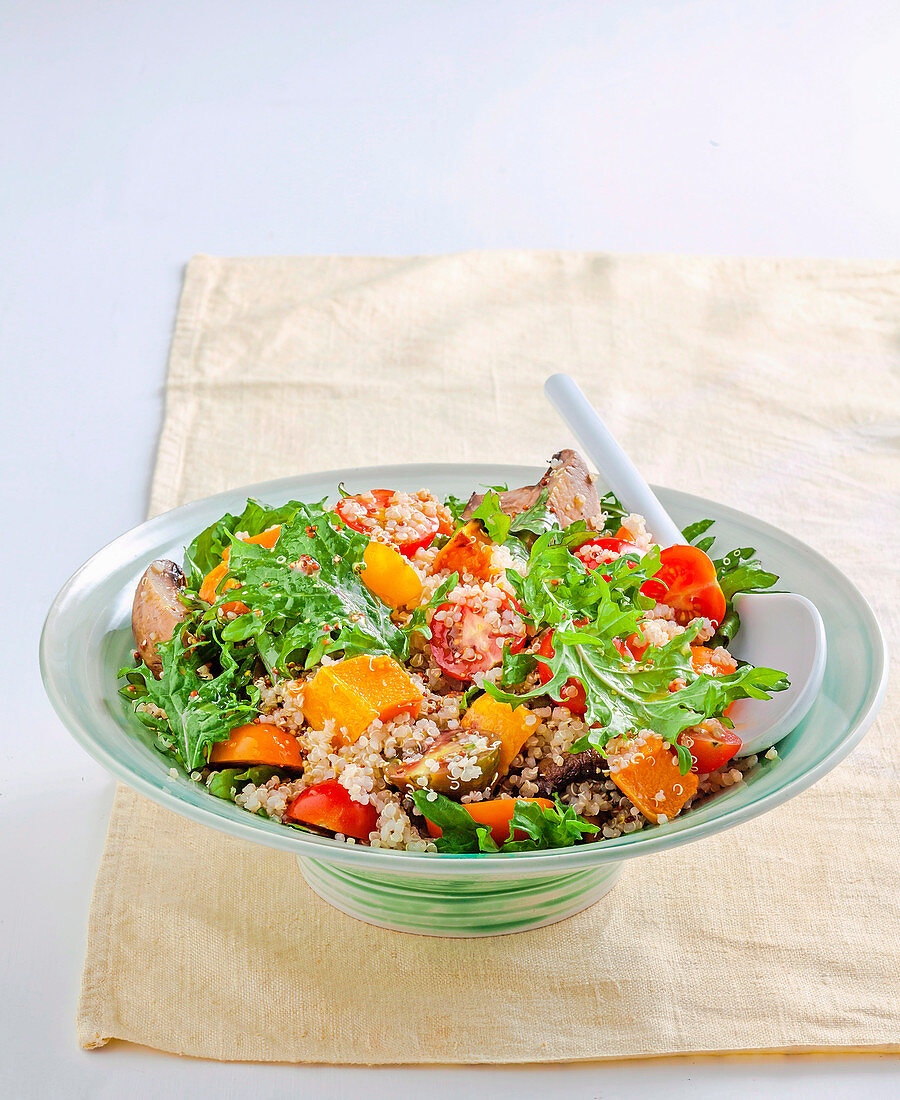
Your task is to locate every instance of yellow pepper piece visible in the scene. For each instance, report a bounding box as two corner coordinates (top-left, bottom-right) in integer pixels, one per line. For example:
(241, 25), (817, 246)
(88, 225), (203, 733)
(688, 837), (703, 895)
(360, 540), (423, 609)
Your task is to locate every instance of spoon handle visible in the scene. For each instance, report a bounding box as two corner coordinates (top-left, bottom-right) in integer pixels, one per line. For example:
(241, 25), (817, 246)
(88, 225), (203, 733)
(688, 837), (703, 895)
(544, 373), (683, 547)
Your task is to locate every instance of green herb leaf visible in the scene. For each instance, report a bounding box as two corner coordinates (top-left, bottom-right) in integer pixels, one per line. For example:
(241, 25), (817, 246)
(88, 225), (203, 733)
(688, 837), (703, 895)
(216, 502), (408, 673)
(682, 518), (715, 543)
(411, 792), (598, 854)
(508, 486), (557, 537)
(208, 765), (280, 802)
(410, 791), (499, 853)
(470, 490), (513, 543)
(443, 494), (469, 526)
(487, 619), (788, 756)
(183, 498), (304, 589)
(599, 490), (628, 533)
(502, 798), (599, 851)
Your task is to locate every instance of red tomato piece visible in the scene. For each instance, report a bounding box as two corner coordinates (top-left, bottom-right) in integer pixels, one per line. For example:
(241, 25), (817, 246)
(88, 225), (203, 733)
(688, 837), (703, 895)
(677, 720), (742, 774)
(334, 489), (443, 557)
(430, 598), (526, 682)
(651, 545), (726, 626)
(573, 536), (643, 575)
(535, 630), (587, 716)
(285, 780), (378, 840)
(613, 634), (649, 661)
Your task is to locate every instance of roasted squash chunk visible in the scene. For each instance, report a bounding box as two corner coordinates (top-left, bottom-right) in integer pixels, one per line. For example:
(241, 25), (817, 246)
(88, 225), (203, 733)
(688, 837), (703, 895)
(607, 732), (698, 824)
(462, 693), (537, 775)
(301, 655), (423, 745)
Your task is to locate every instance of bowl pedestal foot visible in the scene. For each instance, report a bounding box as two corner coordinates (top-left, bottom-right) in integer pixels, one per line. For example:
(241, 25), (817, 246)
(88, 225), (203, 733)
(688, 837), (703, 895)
(297, 855), (623, 937)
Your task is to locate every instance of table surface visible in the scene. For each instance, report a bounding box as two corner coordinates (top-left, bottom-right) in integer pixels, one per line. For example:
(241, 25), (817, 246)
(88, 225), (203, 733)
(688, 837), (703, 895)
(4, 1), (898, 1096)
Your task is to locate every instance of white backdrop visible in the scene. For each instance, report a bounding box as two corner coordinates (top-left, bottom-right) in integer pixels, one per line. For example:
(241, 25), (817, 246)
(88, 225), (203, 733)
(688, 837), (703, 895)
(3, 2), (899, 1097)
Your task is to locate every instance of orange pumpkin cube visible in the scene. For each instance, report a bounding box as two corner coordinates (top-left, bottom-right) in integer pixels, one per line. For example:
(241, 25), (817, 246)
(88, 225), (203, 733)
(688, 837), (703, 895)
(300, 655), (422, 745)
(462, 693), (538, 775)
(608, 732), (698, 824)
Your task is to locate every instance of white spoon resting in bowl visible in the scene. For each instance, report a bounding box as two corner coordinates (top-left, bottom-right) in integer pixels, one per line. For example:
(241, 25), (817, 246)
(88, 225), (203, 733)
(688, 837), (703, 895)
(543, 373), (826, 757)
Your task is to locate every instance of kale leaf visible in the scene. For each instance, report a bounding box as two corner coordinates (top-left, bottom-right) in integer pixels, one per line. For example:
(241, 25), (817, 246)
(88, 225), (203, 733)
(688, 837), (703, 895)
(183, 498), (305, 589)
(121, 621), (260, 771)
(212, 502), (408, 674)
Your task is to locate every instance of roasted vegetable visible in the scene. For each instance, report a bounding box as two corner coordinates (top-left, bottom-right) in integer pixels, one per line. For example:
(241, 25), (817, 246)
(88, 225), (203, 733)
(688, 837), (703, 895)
(131, 559), (188, 677)
(384, 732), (500, 795)
(301, 655), (423, 744)
(607, 733), (698, 824)
(208, 721), (304, 770)
(461, 693), (537, 775)
(430, 520), (497, 580)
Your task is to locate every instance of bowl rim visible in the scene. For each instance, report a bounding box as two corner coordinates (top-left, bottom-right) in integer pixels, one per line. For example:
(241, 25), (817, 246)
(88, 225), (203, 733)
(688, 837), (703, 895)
(41, 462), (889, 874)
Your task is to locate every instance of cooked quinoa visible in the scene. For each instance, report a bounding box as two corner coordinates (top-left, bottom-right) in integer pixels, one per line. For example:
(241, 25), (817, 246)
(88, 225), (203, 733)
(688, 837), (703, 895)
(123, 450), (788, 854)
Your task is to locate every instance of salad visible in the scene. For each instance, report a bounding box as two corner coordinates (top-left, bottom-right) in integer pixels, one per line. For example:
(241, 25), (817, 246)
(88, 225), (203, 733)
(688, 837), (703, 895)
(123, 451), (788, 854)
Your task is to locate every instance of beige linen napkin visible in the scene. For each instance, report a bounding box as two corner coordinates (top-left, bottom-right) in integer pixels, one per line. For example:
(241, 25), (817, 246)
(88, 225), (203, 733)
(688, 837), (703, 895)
(79, 252), (899, 1060)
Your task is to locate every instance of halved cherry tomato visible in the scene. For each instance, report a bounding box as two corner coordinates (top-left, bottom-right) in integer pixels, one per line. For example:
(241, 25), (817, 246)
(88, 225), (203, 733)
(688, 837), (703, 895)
(198, 525), (283, 613)
(430, 597), (526, 682)
(424, 797), (554, 846)
(535, 630), (587, 716)
(651, 545), (726, 626)
(334, 489), (446, 556)
(285, 779), (378, 840)
(208, 721), (304, 770)
(677, 719), (742, 774)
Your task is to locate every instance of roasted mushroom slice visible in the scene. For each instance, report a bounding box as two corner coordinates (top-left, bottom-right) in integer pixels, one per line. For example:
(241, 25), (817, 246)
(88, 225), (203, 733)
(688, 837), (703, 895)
(534, 748), (606, 798)
(385, 732), (501, 796)
(131, 559), (188, 677)
(462, 449), (603, 529)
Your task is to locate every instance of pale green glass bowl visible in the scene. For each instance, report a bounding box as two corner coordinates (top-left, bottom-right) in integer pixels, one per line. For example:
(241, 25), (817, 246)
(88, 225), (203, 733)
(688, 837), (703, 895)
(41, 465), (888, 937)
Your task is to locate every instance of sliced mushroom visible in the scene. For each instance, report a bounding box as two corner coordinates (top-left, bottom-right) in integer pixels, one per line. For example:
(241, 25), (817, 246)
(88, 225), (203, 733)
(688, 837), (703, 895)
(131, 559), (188, 677)
(385, 732), (500, 796)
(534, 748), (606, 798)
(462, 449), (603, 528)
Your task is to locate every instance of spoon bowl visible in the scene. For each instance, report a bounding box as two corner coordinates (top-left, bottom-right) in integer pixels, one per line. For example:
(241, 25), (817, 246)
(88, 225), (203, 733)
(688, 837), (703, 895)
(544, 373), (827, 756)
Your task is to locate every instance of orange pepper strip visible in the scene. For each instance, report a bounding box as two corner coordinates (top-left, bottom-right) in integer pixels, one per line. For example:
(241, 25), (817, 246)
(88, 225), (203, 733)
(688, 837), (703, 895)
(208, 722), (303, 769)
(424, 797), (554, 846)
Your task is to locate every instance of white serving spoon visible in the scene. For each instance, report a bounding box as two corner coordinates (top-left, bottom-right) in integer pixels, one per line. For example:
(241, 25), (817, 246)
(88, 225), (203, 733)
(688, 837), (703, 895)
(544, 373), (826, 756)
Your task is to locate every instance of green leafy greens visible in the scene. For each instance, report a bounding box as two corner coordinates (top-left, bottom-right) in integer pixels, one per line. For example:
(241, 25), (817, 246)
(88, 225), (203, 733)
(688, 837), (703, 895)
(121, 497), (422, 769)
(120, 624), (260, 770)
(484, 526), (789, 773)
(411, 791), (599, 854)
(682, 519), (779, 644)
